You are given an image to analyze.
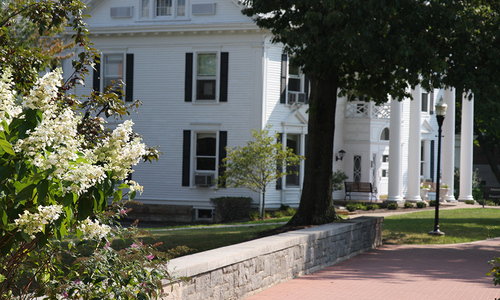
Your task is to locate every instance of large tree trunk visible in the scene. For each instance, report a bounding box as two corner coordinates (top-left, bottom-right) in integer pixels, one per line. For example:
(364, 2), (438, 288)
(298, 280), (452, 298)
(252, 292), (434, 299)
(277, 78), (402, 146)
(288, 75), (340, 225)
(474, 127), (500, 185)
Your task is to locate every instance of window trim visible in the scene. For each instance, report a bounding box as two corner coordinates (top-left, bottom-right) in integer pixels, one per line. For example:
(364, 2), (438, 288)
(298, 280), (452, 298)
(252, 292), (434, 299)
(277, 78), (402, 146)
(101, 53), (125, 93)
(281, 54), (309, 105)
(185, 51), (228, 103)
(280, 132), (306, 189)
(195, 52), (218, 101)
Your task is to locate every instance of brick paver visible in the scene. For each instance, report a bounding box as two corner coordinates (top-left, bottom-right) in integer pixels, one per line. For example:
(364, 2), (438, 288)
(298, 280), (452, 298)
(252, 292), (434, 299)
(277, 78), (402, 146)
(245, 211), (500, 300)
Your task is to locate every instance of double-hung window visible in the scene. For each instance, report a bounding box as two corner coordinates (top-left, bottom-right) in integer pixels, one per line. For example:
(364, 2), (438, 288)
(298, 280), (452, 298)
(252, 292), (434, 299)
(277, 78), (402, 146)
(195, 133), (217, 172)
(280, 54), (309, 105)
(103, 54), (123, 90)
(140, 0), (186, 19)
(185, 52), (229, 102)
(196, 53), (217, 100)
(285, 134), (301, 187)
(182, 130), (227, 187)
(93, 53), (134, 102)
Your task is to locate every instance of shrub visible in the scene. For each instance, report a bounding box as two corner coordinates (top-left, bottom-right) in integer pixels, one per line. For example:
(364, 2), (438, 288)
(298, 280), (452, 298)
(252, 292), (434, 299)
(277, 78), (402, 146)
(274, 211), (285, 218)
(286, 207), (297, 216)
(210, 197), (253, 222)
(346, 203), (357, 212)
(387, 203), (399, 210)
(356, 203), (368, 211)
(404, 202), (414, 209)
(265, 212), (272, 219)
(465, 200), (476, 205)
(249, 211), (260, 221)
(416, 201), (427, 208)
(429, 200), (436, 206)
(485, 200), (498, 206)
(366, 204), (380, 210)
(280, 204), (291, 211)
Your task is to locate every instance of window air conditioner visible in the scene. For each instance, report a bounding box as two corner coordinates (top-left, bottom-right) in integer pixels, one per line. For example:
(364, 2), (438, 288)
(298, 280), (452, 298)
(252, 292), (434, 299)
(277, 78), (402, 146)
(110, 7), (133, 18)
(194, 174), (215, 187)
(288, 92), (306, 104)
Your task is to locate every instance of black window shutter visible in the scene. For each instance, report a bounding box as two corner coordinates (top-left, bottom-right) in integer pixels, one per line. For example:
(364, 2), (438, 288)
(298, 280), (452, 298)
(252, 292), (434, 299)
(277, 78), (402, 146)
(218, 131), (228, 187)
(280, 54), (288, 104)
(276, 133), (283, 190)
(182, 130), (191, 186)
(304, 75), (310, 104)
(125, 54), (134, 102)
(220, 52), (229, 102)
(185, 53), (193, 102)
(93, 59), (100, 93)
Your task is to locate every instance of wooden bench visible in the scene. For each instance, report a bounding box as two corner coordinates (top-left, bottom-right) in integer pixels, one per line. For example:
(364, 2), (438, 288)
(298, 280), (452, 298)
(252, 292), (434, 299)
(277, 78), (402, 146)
(344, 181), (378, 201)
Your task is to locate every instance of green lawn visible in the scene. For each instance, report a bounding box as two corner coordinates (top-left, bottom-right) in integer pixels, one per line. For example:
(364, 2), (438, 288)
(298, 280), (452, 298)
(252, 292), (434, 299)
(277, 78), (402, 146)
(383, 208), (500, 244)
(112, 224), (286, 258)
(111, 208), (500, 259)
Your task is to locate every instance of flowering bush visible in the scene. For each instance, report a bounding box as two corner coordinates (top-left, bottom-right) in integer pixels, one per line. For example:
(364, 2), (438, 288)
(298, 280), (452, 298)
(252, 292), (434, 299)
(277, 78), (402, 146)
(0, 69), (172, 299)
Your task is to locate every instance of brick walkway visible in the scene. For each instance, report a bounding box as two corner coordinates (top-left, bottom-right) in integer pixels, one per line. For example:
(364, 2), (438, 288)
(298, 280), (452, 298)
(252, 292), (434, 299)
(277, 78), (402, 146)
(246, 236), (500, 299)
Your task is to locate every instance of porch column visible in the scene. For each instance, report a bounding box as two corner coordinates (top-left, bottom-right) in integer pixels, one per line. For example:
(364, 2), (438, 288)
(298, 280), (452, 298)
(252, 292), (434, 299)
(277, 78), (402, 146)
(442, 88), (457, 202)
(407, 86), (422, 202)
(458, 93), (474, 201)
(423, 139), (431, 179)
(387, 98), (404, 202)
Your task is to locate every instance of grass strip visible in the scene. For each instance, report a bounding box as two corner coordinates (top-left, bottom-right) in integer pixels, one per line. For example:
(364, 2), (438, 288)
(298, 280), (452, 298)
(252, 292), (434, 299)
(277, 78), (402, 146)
(383, 208), (500, 244)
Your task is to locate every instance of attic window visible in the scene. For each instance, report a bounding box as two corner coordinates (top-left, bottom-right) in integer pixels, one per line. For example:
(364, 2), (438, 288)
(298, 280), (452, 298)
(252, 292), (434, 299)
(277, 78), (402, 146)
(140, 0), (186, 19)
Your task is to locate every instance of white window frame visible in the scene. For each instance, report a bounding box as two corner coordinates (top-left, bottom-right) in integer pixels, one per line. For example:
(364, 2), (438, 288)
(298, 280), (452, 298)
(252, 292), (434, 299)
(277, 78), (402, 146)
(101, 53), (125, 93)
(193, 51), (220, 102)
(192, 130), (219, 187)
(286, 62), (307, 105)
(282, 131), (306, 188)
(139, 0), (188, 20)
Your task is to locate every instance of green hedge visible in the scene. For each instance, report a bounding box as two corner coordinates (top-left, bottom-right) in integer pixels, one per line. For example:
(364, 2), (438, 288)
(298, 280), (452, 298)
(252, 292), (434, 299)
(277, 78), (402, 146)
(209, 197), (253, 222)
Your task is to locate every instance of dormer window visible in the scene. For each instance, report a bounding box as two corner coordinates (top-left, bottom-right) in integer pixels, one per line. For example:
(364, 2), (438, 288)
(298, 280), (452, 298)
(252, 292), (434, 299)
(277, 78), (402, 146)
(140, 0), (187, 19)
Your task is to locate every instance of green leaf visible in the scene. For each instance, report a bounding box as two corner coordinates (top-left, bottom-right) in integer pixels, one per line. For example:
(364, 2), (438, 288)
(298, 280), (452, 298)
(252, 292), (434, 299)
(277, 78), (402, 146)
(0, 140), (15, 156)
(14, 184), (36, 202)
(0, 165), (15, 182)
(36, 180), (49, 204)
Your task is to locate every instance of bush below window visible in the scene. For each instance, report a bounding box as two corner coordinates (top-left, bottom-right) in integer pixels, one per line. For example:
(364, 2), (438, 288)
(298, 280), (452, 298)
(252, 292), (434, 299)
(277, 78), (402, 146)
(210, 197), (253, 222)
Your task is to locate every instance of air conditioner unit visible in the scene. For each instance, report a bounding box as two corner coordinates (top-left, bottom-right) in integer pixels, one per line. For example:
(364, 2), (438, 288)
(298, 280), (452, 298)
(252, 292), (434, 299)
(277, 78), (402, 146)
(110, 7), (133, 18)
(194, 174), (214, 187)
(288, 92), (306, 104)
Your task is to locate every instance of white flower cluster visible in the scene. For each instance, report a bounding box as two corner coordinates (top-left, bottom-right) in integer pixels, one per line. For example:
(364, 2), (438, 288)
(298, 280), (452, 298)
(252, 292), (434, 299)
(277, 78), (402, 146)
(22, 68), (62, 111)
(95, 120), (147, 180)
(77, 218), (111, 240)
(14, 205), (63, 239)
(126, 180), (144, 194)
(1, 68), (147, 196)
(0, 69), (22, 129)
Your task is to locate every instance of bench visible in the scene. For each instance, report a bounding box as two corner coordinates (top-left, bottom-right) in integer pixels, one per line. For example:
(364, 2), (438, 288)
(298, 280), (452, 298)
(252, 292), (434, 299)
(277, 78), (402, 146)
(344, 181), (378, 201)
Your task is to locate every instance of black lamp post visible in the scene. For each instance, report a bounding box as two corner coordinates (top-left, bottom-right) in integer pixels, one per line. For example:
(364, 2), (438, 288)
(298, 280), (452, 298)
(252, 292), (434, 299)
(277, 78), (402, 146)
(429, 97), (447, 236)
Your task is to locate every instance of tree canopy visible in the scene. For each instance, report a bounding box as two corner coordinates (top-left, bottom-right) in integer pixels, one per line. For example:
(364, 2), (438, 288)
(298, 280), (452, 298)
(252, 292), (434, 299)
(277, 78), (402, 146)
(241, 0), (500, 225)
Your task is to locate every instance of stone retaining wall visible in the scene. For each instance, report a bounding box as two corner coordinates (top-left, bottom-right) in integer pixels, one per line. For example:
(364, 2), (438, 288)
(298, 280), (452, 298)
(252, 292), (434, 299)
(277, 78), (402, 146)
(162, 216), (383, 300)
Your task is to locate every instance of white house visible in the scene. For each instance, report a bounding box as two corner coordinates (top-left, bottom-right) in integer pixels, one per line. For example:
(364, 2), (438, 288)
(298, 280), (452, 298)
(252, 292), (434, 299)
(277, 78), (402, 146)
(66, 0), (475, 222)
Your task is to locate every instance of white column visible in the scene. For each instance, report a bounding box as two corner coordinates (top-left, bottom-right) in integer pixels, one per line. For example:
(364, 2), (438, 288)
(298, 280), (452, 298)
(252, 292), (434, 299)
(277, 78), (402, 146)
(387, 98), (404, 202)
(423, 139), (431, 179)
(407, 86), (422, 202)
(458, 93), (474, 201)
(442, 88), (457, 202)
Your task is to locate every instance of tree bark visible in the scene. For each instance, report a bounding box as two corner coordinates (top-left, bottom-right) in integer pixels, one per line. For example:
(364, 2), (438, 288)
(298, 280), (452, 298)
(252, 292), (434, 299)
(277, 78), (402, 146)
(288, 75), (340, 225)
(474, 127), (500, 185)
